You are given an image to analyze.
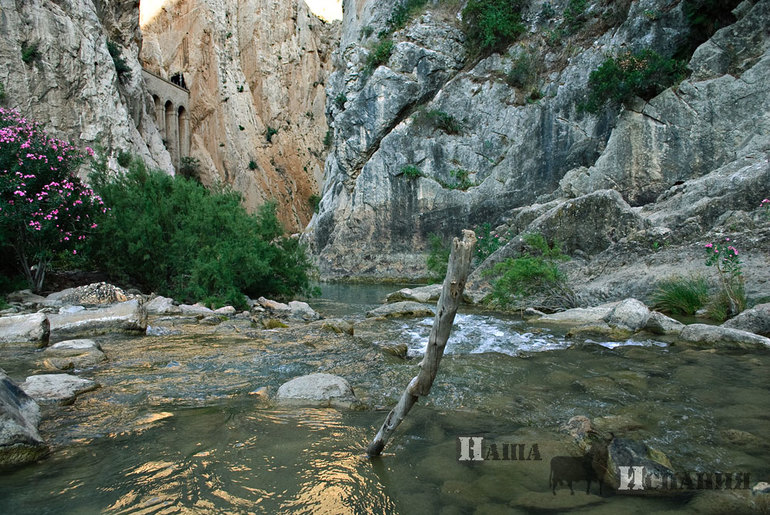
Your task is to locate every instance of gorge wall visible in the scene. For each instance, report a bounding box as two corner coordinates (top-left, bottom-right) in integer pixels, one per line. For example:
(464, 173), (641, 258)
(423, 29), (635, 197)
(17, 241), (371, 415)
(140, 0), (339, 230)
(307, 0), (770, 303)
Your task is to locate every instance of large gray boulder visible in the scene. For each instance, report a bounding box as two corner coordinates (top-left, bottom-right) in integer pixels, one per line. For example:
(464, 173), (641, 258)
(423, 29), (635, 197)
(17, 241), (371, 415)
(679, 324), (770, 350)
(386, 284), (442, 304)
(0, 371), (48, 467)
(276, 373), (356, 407)
(144, 296), (182, 315)
(48, 300), (147, 340)
(0, 313), (50, 346)
(46, 282), (129, 307)
(288, 301), (321, 321)
(20, 374), (99, 405)
(531, 303), (618, 326)
(366, 301), (435, 319)
(605, 298), (651, 333)
(644, 312), (685, 336)
(722, 303), (770, 337)
(42, 339), (106, 371)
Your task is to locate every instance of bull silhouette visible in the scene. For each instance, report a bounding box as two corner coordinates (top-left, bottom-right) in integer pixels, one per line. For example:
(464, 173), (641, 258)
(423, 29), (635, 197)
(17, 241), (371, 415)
(549, 455), (602, 495)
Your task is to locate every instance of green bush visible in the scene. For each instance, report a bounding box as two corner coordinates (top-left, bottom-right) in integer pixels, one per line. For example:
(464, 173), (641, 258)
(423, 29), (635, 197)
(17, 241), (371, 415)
(308, 194), (321, 212)
(506, 52), (535, 89)
(474, 222), (509, 263)
(334, 93), (347, 109)
(388, 0), (429, 31)
(248, 160), (258, 170)
(0, 82), (5, 103)
(323, 129), (333, 147)
(707, 284), (746, 323)
(582, 49), (688, 113)
(488, 233), (569, 308)
(266, 126), (278, 143)
(401, 165), (422, 179)
(418, 109), (462, 135)
(449, 169), (474, 190)
(679, 0), (741, 58)
(365, 38), (394, 73)
(117, 150), (132, 168)
(562, 0), (588, 33)
(461, 0), (525, 57)
(179, 156), (201, 180)
(106, 40), (132, 79)
(426, 233), (450, 282)
(21, 41), (41, 64)
(650, 276), (710, 316)
(87, 160), (313, 309)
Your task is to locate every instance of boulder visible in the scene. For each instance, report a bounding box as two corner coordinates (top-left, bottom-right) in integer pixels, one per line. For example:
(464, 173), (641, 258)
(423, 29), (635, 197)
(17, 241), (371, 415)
(605, 298), (651, 333)
(386, 284), (442, 304)
(0, 313), (50, 346)
(42, 339), (106, 371)
(366, 301), (435, 319)
(20, 374), (99, 405)
(257, 297), (291, 313)
(179, 303), (215, 317)
(213, 305), (237, 316)
(6, 289), (46, 306)
(604, 438), (675, 493)
(532, 303), (618, 326)
(320, 319), (354, 335)
(146, 325), (183, 337)
(288, 301), (321, 321)
(144, 296), (182, 315)
(276, 373), (356, 407)
(46, 282), (128, 306)
(722, 303), (770, 337)
(48, 300), (147, 340)
(0, 371), (48, 467)
(678, 324), (770, 349)
(644, 312), (685, 335)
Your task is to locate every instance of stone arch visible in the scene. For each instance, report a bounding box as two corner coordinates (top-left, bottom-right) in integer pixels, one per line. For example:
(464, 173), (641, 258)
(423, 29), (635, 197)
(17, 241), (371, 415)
(178, 105), (190, 159)
(164, 100), (179, 167)
(152, 94), (165, 139)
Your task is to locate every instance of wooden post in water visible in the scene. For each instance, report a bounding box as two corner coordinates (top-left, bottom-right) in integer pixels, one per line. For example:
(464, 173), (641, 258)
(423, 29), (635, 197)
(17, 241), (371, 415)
(366, 229), (476, 457)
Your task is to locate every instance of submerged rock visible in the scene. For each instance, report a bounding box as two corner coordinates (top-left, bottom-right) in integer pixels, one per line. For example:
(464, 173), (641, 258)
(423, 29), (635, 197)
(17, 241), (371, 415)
(0, 313), (49, 346)
(320, 319), (354, 335)
(366, 301), (435, 319)
(0, 371), (48, 467)
(20, 374), (99, 406)
(48, 300), (147, 340)
(604, 438), (675, 493)
(679, 324), (770, 349)
(276, 373), (356, 407)
(42, 339), (106, 371)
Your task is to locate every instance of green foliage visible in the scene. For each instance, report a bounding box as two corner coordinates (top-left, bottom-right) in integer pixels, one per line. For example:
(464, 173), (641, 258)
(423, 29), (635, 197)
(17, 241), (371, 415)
(361, 26), (374, 39)
(678, 0), (741, 58)
(248, 159), (258, 170)
(488, 233), (569, 308)
(117, 150), (132, 168)
(539, 2), (556, 20)
(474, 222), (510, 263)
(449, 169), (474, 190)
(563, 0), (588, 33)
(506, 51), (535, 89)
(0, 82), (5, 103)
(704, 237), (746, 319)
(426, 233), (450, 282)
(237, 85), (244, 92)
(87, 161), (313, 309)
(106, 41), (132, 79)
(707, 285), (746, 323)
(21, 41), (41, 64)
(651, 276), (710, 316)
(179, 156), (201, 181)
(582, 49), (688, 113)
(334, 93), (347, 109)
(527, 89), (544, 103)
(323, 129), (333, 147)
(401, 164), (422, 179)
(308, 194), (321, 212)
(266, 126), (278, 143)
(461, 0), (525, 57)
(418, 109), (462, 135)
(388, 0), (429, 31)
(365, 38), (394, 73)
(238, 125), (245, 131)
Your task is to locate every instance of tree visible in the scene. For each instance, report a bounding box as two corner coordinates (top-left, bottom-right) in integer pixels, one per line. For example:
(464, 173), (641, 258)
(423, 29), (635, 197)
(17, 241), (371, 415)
(0, 108), (104, 291)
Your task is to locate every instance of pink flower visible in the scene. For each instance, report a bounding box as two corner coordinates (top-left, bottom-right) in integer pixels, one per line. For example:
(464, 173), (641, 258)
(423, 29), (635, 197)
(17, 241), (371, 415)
(705, 243), (713, 248)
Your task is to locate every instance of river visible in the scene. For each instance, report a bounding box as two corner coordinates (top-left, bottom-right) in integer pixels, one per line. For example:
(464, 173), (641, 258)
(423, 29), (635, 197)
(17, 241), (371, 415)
(1, 284), (768, 513)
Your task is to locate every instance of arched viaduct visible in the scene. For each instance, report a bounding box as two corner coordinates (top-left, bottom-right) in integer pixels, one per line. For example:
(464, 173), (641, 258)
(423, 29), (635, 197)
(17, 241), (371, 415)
(142, 68), (190, 169)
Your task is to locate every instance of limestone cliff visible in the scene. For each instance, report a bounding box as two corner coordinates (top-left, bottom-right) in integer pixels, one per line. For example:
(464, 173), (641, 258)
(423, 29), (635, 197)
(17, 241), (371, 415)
(0, 0), (173, 175)
(307, 0), (770, 302)
(140, 0), (339, 231)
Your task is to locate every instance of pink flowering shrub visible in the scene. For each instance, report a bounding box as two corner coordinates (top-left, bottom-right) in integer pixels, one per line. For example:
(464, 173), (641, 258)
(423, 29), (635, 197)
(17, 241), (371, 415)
(0, 108), (104, 291)
(762, 198), (769, 220)
(704, 237), (745, 319)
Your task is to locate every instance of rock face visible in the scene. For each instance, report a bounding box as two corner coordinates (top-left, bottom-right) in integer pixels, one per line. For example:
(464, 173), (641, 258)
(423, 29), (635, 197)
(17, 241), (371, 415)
(140, 0), (340, 231)
(0, 313), (50, 346)
(48, 300), (147, 340)
(307, 0), (770, 303)
(0, 0), (172, 175)
(275, 373), (356, 406)
(0, 371), (48, 467)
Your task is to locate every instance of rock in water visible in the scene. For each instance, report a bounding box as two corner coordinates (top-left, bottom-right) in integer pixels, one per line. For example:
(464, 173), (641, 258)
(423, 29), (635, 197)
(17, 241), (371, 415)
(679, 324), (770, 350)
(366, 301), (435, 319)
(722, 303), (770, 337)
(0, 371), (48, 467)
(42, 339), (107, 371)
(48, 300), (147, 340)
(605, 298), (651, 333)
(0, 313), (50, 346)
(276, 373), (356, 407)
(20, 374), (99, 406)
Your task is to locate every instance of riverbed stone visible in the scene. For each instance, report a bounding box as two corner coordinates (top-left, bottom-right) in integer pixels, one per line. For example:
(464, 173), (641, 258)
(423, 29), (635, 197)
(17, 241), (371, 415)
(605, 298), (650, 332)
(146, 325), (183, 337)
(0, 313), (50, 346)
(257, 297), (291, 312)
(644, 311), (685, 335)
(320, 319), (354, 335)
(144, 296), (182, 315)
(604, 438), (674, 493)
(42, 339), (106, 371)
(276, 373), (356, 407)
(20, 374), (99, 405)
(213, 305), (236, 316)
(386, 284), (442, 304)
(532, 303), (618, 326)
(366, 301), (435, 319)
(678, 324), (770, 349)
(6, 289), (46, 306)
(48, 300), (147, 340)
(0, 371), (48, 467)
(46, 282), (128, 306)
(179, 303), (215, 317)
(722, 303), (770, 337)
(288, 301), (321, 321)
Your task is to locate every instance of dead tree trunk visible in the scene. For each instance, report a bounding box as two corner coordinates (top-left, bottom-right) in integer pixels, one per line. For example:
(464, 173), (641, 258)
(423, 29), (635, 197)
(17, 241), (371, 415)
(366, 229), (476, 457)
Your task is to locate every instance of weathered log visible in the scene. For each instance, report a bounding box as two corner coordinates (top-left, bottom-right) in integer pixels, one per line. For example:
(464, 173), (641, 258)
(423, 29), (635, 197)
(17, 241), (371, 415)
(367, 230), (476, 457)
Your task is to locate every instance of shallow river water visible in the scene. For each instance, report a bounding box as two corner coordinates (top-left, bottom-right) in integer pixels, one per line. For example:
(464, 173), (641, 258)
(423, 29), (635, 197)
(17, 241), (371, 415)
(1, 284), (769, 514)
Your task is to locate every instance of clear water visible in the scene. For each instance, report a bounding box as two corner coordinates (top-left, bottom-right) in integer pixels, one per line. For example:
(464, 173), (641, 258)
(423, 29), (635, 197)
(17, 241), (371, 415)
(1, 286), (769, 514)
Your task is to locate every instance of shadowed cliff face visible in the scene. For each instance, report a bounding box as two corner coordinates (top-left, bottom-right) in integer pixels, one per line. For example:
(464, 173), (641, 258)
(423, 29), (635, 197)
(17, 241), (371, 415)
(140, 0), (340, 231)
(307, 0), (770, 299)
(0, 0), (172, 175)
